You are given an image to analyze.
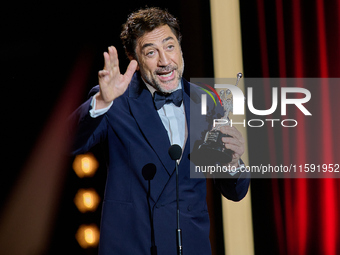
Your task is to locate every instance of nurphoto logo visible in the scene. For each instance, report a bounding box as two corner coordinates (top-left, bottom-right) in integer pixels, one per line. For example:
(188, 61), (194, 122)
(199, 80), (312, 128)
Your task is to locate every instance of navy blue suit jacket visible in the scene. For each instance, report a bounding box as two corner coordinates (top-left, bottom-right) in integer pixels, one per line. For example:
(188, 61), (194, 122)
(71, 72), (250, 255)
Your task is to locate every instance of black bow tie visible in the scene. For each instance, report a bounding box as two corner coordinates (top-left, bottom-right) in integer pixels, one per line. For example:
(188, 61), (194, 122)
(153, 89), (183, 110)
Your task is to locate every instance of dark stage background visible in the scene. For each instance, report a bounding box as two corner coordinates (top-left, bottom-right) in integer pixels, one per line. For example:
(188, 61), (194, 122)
(2, 0), (340, 254)
(1, 1), (223, 254)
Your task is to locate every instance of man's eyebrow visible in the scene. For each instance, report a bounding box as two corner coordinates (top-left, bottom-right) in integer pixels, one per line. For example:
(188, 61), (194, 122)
(162, 36), (175, 43)
(141, 43), (155, 50)
(141, 36), (175, 50)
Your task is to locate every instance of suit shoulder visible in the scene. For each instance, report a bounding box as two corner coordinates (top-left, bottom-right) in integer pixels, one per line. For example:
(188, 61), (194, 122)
(87, 85), (100, 98)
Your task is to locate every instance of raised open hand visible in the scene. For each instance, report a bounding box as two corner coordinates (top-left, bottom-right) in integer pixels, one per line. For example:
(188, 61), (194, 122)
(96, 46), (138, 109)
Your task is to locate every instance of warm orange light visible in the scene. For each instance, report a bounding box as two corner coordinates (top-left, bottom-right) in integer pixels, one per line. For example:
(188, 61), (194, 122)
(72, 153), (99, 178)
(74, 188), (100, 213)
(75, 224), (100, 248)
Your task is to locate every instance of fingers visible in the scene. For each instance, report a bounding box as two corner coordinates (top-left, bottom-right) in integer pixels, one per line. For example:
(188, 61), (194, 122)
(220, 126), (245, 159)
(97, 46), (137, 103)
(109, 46), (119, 69)
(103, 46), (120, 73)
(98, 70), (109, 79)
(103, 52), (110, 70)
(102, 46), (137, 84)
(224, 140), (243, 156)
(220, 126), (243, 142)
(123, 60), (138, 81)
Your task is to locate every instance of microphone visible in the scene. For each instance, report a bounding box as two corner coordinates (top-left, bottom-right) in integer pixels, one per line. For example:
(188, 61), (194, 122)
(142, 163), (157, 255)
(142, 163), (157, 181)
(168, 144), (183, 255)
(168, 144), (182, 161)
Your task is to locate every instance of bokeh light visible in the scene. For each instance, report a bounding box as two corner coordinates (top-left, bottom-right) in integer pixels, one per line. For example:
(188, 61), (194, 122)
(72, 153), (99, 178)
(75, 224), (100, 248)
(74, 188), (100, 213)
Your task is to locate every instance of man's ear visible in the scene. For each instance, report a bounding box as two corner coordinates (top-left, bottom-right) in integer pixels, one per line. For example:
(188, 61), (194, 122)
(128, 55), (139, 71)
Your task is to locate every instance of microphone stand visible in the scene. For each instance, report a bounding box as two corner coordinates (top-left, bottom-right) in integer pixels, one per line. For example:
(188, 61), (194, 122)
(142, 163), (157, 255)
(168, 144), (183, 255)
(175, 158), (183, 255)
(149, 181), (157, 255)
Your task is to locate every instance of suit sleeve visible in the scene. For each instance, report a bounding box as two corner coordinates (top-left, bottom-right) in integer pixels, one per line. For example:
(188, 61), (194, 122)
(213, 171), (250, 201)
(69, 86), (108, 155)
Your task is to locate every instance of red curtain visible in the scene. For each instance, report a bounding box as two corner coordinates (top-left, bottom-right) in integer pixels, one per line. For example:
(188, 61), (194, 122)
(254, 0), (340, 254)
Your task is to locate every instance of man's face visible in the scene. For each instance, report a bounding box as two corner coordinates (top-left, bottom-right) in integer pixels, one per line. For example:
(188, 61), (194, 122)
(135, 25), (184, 93)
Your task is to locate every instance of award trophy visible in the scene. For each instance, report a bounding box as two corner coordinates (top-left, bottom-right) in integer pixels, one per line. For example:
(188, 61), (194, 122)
(192, 73), (243, 165)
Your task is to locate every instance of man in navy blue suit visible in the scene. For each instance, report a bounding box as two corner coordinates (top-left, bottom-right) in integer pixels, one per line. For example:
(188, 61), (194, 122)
(71, 7), (250, 255)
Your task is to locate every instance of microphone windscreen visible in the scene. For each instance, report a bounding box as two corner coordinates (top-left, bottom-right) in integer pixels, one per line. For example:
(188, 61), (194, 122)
(168, 144), (182, 160)
(142, 163), (157, 181)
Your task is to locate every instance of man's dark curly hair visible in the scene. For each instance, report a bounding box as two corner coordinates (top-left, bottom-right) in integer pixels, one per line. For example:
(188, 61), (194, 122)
(120, 7), (182, 59)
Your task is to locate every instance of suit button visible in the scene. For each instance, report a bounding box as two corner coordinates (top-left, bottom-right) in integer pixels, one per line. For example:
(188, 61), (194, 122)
(187, 205), (192, 211)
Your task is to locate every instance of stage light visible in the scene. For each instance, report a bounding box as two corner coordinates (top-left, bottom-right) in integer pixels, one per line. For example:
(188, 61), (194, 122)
(74, 188), (100, 213)
(75, 224), (100, 248)
(72, 153), (99, 178)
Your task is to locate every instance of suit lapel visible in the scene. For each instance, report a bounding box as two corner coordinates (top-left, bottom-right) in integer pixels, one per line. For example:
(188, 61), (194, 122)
(127, 73), (174, 176)
(127, 74), (199, 205)
(179, 78), (191, 166)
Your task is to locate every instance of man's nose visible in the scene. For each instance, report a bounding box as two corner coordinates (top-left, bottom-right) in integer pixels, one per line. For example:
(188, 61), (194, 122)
(158, 50), (170, 66)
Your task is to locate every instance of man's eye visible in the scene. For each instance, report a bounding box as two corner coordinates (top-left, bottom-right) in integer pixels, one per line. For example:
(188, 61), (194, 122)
(167, 45), (174, 50)
(146, 51), (155, 56)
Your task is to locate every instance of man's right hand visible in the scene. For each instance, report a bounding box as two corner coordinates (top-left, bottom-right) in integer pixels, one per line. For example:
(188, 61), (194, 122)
(96, 46), (138, 109)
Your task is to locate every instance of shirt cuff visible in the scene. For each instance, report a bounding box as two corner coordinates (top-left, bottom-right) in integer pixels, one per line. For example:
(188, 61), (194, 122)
(89, 92), (113, 118)
(229, 159), (246, 176)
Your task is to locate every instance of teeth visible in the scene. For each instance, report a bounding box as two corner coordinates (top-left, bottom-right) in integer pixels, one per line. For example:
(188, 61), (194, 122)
(159, 71), (173, 77)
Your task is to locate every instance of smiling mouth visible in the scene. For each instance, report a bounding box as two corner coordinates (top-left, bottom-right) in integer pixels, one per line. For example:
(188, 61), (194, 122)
(158, 70), (174, 77)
